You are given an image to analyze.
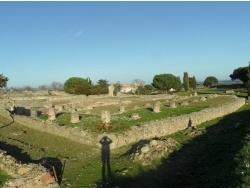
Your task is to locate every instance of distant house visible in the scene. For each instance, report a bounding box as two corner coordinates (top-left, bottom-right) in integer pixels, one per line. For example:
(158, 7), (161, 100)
(120, 84), (138, 93)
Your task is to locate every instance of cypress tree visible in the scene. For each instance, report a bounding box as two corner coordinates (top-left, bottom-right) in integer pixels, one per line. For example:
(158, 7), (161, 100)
(183, 72), (189, 91)
(192, 76), (197, 90)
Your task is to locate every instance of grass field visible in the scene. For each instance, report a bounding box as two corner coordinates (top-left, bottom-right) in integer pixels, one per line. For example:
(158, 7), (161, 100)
(38, 96), (235, 134)
(0, 90), (249, 187)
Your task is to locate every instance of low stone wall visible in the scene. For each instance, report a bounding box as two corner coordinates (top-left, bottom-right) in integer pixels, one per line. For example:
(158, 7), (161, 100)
(98, 97), (246, 149)
(0, 97), (246, 150)
(0, 103), (95, 146)
(0, 150), (59, 188)
(13, 116), (96, 145)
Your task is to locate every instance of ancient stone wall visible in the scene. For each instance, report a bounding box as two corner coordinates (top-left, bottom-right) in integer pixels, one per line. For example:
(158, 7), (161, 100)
(98, 97), (245, 149)
(0, 97), (246, 150)
(0, 150), (59, 188)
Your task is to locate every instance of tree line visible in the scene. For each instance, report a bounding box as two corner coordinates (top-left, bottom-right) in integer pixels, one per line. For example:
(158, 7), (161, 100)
(2, 62), (250, 96)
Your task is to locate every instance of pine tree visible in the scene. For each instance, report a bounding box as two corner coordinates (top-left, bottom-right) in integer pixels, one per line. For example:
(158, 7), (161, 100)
(0, 74), (8, 88)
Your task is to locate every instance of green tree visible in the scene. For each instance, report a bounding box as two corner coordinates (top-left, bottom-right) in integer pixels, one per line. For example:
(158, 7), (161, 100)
(144, 84), (154, 91)
(191, 76), (197, 90)
(134, 84), (154, 95)
(152, 74), (182, 91)
(0, 74), (8, 88)
(97, 79), (109, 94)
(175, 76), (183, 91)
(230, 67), (248, 84)
(64, 77), (91, 94)
(203, 76), (218, 87)
(113, 81), (121, 95)
(183, 72), (189, 91)
(97, 79), (109, 88)
(74, 85), (90, 95)
(86, 77), (92, 85)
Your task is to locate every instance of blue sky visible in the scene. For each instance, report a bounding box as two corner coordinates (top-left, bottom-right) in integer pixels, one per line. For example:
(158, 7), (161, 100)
(1, 2), (250, 88)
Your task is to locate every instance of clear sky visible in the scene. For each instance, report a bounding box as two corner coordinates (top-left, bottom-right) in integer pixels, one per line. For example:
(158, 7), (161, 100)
(1, 1), (250, 88)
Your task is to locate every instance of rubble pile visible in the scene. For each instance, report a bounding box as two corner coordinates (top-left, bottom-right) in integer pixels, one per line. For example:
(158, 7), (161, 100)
(130, 138), (178, 165)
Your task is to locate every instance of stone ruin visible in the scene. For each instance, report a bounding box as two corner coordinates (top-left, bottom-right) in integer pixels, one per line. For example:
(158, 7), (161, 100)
(180, 101), (189, 106)
(130, 138), (179, 165)
(131, 113), (140, 120)
(226, 90), (235, 94)
(169, 101), (176, 108)
(153, 101), (161, 113)
(0, 150), (59, 188)
(119, 103), (126, 113)
(182, 126), (203, 137)
(199, 96), (206, 101)
(101, 110), (111, 125)
(70, 111), (80, 123)
(30, 109), (38, 118)
(108, 84), (115, 97)
(47, 107), (56, 121)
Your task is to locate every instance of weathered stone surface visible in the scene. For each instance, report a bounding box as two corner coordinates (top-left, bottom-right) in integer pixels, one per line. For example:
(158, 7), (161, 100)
(169, 101), (176, 108)
(70, 112), (80, 123)
(200, 96), (206, 101)
(47, 107), (56, 120)
(0, 150), (59, 188)
(130, 138), (178, 165)
(181, 101), (189, 106)
(131, 113), (140, 120)
(153, 102), (161, 113)
(119, 104), (125, 113)
(226, 90), (235, 94)
(150, 140), (158, 146)
(141, 146), (150, 153)
(108, 84), (115, 97)
(56, 105), (64, 112)
(101, 110), (111, 124)
(31, 109), (38, 118)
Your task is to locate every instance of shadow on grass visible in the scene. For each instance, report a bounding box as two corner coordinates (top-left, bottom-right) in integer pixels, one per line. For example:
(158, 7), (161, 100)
(110, 105), (250, 188)
(0, 115), (14, 129)
(0, 141), (65, 185)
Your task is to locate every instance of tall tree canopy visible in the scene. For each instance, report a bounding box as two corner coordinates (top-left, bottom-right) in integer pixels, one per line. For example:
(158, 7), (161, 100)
(190, 76), (197, 90)
(64, 77), (91, 94)
(203, 76), (218, 87)
(152, 73), (182, 91)
(229, 66), (248, 83)
(183, 72), (189, 91)
(0, 74), (8, 88)
(95, 79), (109, 94)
